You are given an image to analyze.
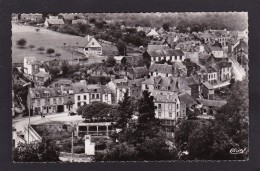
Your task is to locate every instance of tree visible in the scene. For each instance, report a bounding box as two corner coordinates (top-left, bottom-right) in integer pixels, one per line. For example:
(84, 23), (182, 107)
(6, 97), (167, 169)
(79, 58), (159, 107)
(106, 56), (116, 67)
(46, 48), (55, 56)
(16, 38), (27, 48)
(37, 47), (45, 54)
(55, 53), (61, 59)
(116, 39), (127, 56)
(78, 102), (113, 122)
(113, 89), (134, 129)
(28, 44), (35, 51)
(162, 23), (170, 31)
(13, 139), (60, 162)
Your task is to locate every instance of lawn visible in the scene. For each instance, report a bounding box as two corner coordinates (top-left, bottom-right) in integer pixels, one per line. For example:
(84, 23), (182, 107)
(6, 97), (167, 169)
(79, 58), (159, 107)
(12, 23), (118, 64)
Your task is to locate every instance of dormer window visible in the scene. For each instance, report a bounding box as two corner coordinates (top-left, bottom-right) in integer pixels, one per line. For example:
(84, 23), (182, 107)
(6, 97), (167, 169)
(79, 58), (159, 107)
(35, 92), (40, 98)
(92, 42), (94, 45)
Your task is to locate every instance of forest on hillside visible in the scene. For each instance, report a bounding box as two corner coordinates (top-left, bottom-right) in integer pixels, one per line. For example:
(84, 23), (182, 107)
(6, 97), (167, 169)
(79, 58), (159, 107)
(84, 12), (248, 31)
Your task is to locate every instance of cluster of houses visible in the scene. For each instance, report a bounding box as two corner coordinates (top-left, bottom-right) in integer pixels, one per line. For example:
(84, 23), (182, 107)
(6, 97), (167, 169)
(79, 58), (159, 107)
(13, 14), (249, 136)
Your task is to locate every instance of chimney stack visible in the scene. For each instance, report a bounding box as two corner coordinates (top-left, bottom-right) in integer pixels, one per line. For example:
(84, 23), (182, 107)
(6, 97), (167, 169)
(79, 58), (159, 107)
(87, 35), (90, 41)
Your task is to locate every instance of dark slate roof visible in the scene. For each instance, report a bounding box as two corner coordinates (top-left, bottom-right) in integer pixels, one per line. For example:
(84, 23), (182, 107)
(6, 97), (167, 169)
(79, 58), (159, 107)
(209, 46), (223, 51)
(146, 49), (184, 57)
(150, 63), (173, 74)
(30, 87), (63, 99)
(77, 35), (95, 47)
(154, 94), (178, 103)
(196, 98), (227, 108)
(34, 71), (50, 78)
(216, 61), (232, 69)
(178, 93), (197, 106)
(128, 78), (145, 87)
(132, 66), (149, 75)
(147, 45), (169, 51)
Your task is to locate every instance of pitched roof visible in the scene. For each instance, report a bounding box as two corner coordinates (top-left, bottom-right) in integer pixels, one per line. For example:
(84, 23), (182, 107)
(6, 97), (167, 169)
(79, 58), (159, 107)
(146, 49), (184, 57)
(178, 93), (197, 106)
(46, 19), (64, 25)
(209, 46), (223, 51)
(150, 63), (173, 74)
(128, 78), (145, 87)
(34, 71), (50, 78)
(154, 94), (178, 103)
(196, 98), (227, 108)
(77, 35), (95, 47)
(202, 81), (213, 89)
(29, 87), (63, 98)
(147, 45), (169, 51)
(132, 66), (149, 75)
(216, 61), (232, 69)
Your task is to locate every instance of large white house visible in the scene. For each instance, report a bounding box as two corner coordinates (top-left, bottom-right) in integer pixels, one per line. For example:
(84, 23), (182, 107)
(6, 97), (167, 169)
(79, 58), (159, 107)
(78, 35), (102, 56)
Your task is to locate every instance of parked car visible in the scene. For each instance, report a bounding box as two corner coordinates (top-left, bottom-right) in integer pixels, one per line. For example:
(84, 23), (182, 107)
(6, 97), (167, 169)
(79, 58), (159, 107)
(68, 111), (77, 116)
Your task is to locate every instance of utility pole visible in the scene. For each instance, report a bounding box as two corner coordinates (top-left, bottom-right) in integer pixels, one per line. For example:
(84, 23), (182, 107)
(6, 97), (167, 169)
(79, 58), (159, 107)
(71, 130), (74, 162)
(27, 83), (31, 143)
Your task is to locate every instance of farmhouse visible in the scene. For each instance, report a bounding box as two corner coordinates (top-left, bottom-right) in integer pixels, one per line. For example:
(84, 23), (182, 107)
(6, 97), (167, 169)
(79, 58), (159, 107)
(20, 13), (43, 21)
(44, 16), (65, 28)
(77, 35), (102, 56)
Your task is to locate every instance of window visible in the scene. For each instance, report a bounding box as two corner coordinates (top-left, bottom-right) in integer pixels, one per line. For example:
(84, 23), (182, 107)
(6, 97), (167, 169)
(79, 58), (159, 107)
(169, 112), (172, 117)
(78, 95), (80, 101)
(177, 104), (179, 109)
(175, 56), (177, 60)
(158, 112), (161, 117)
(96, 94), (100, 99)
(36, 92), (40, 98)
(92, 42), (94, 45)
(169, 104), (172, 110)
(105, 94), (108, 100)
(180, 56), (182, 61)
(77, 102), (81, 107)
(92, 94), (95, 99)
(177, 112), (179, 117)
(53, 98), (56, 104)
(145, 85), (148, 89)
(84, 95), (86, 100)
(158, 104), (162, 109)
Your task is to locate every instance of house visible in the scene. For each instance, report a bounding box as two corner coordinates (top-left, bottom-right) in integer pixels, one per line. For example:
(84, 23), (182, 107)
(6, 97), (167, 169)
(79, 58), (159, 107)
(27, 87), (73, 114)
(141, 76), (193, 97)
(149, 63), (173, 77)
(196, 98), (227, 115)
(178, 92), (197, 118)
(215, 61), (232, 82)
(33, 70), (51, 87)
(44, 16), (64, 28)
(77, 35), (102, 56)
(131, 66), (149, 79)
(128, 78), (145, 99)
(50, 79), (73, 88)
(143, 49), (185, 64)
(20, 13), (43, 21)
(209, 46), (224, 58)
(72, 19), (87, 25)
(24, 57), (40, 76)
(146, 28), (160, 37)
(200, 81), (214, 100)
(107, 77), (128, 103)
(201, 66), (218, 85)
(154, 94), (180, 128)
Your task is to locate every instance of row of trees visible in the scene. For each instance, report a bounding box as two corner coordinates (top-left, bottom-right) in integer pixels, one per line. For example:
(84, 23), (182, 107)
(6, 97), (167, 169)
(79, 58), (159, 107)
(16, 38), (60, 57)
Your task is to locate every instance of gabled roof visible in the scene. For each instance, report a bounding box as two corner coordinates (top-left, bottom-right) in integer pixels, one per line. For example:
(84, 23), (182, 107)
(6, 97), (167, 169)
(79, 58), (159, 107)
(147, 44), (169, 51)
(150, 63), (172, 74)
(30, 87), (63, 98)
(202, 81), (213, 89)
(128, 78), (145, 87)
(46, 19), (64, 25)
(178, 93), (197, 106)
(77, 35), (95, 47)
(209, 46), (223, 52)
(146, 49), (184, 57)
(34, 71), (50, 78)
(132, 66), (149, 75)
(216, 61), (232, 69)
(154, 94), (178, 103)
(196, 98), (227, 108)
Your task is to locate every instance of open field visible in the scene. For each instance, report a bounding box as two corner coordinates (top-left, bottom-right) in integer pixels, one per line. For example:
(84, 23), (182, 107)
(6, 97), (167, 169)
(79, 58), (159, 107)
(12, 23), (117, 64)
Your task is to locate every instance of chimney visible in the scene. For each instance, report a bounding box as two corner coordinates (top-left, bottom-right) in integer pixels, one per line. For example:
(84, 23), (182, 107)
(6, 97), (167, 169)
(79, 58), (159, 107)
(87, 35), (90, 41)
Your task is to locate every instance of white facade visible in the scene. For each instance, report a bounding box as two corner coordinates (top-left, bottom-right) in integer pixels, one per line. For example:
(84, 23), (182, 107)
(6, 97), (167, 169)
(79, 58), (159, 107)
(84, 37), (102, 56)
(219, 67), (232, 82)
(74, 93), (90, 109)
(212, 50), (224, 58)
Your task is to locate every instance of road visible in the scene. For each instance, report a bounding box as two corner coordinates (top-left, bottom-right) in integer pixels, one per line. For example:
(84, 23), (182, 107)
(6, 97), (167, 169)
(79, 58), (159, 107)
(13, 113), (84, 133)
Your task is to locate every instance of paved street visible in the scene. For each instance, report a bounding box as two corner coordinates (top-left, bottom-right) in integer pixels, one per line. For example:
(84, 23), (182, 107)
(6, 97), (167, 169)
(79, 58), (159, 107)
(13, 113), (84, 133)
